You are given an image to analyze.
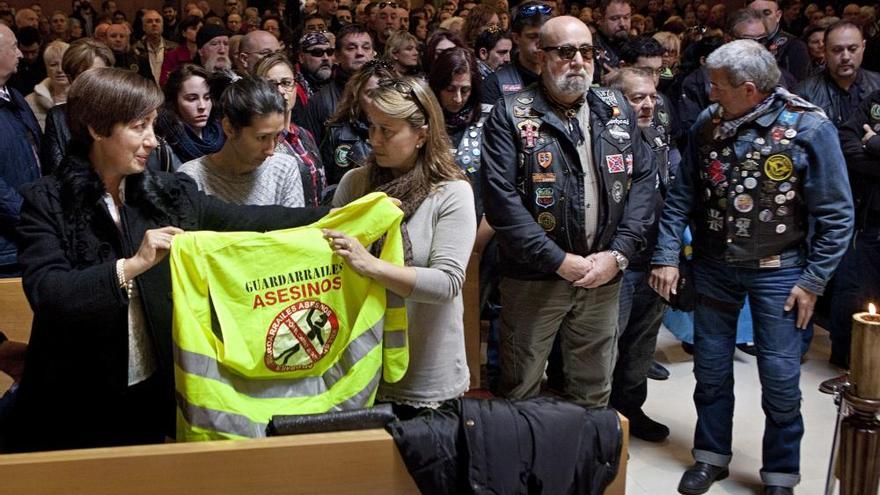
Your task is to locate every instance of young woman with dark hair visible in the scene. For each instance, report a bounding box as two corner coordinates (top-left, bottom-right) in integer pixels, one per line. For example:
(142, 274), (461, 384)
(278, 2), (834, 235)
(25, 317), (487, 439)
(154, 64), (224, 166)
(178, 75), (306, 207)
(5, 68), (328, 452)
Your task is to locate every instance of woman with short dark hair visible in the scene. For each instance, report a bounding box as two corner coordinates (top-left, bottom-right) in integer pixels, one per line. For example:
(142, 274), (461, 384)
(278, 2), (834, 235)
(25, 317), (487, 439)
(4, 68), (328, 452)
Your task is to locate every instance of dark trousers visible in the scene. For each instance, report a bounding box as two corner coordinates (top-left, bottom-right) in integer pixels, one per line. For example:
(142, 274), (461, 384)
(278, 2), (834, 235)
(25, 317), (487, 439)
(828, 229), (880, 367)
(609, 269), (665, 415)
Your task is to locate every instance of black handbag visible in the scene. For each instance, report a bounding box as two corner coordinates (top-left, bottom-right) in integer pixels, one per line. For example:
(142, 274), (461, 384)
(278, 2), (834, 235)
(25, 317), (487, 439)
(266, 404), (396, 436)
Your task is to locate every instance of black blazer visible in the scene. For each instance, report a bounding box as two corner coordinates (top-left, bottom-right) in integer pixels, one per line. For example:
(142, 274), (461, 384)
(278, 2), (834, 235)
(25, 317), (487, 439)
(5, 154), (329, 452)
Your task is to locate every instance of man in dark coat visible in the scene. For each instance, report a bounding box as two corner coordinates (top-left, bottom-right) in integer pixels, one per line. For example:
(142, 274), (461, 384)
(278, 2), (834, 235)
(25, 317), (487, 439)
(0, 24), (41, 277)
(481, 16), (656, 408)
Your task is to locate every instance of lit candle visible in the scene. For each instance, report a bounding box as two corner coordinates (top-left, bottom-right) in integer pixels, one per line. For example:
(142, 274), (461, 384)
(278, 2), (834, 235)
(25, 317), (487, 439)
(850, 303), (880, 400)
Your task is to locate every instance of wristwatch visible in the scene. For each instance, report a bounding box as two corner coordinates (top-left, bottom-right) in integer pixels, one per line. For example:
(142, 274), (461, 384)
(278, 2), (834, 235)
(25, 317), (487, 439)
(609, 250), (629, 271)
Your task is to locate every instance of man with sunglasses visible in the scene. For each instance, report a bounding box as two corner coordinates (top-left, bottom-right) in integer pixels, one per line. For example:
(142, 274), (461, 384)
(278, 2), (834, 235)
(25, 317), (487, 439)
(482, 16), (656, 409)
(297, 31), (336, 97)
(650, 40), (853, 495)
(481, 1), (552, 105)
(748, 0), (810, 82)
(299, 24), (375, 144)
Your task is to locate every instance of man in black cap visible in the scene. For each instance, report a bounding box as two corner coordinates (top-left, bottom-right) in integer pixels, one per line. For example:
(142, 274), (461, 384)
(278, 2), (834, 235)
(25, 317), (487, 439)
(298, 31), (335, 97)
(195, 24), (232, 73)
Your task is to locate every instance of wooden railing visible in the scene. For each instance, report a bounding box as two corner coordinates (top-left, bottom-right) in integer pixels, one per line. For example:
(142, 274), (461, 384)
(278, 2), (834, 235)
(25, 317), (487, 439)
(0, 275), (627, 494)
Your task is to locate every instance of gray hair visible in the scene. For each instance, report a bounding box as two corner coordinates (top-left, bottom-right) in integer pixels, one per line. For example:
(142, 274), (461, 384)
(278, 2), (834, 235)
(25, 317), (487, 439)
(705, 39), (780, 92)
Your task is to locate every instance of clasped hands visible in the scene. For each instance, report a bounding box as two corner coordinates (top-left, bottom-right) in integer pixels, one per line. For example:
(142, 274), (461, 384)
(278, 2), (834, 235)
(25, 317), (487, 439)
(557, 251), (619, 288)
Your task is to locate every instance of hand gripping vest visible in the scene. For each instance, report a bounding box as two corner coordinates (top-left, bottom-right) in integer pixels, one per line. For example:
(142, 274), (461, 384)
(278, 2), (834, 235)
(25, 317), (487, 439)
(170, 192), (408, 441)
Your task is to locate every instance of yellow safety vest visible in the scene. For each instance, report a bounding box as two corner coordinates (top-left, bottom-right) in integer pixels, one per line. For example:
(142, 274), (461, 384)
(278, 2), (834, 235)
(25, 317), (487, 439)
(170, 193), (408, 441)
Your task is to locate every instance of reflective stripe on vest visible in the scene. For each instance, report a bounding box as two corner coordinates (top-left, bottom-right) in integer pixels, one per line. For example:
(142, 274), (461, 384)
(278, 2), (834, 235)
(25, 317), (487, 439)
(170, 192), (408, 441)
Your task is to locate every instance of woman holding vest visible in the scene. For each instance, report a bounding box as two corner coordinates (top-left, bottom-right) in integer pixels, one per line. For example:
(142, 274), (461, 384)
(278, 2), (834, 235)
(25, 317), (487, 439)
(5, 68), (329, 453)
(324, 77), (476, 418)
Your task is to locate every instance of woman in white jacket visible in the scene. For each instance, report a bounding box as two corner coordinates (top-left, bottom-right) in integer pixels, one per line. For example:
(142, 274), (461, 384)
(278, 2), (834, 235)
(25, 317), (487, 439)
(25, 40), (70, 130)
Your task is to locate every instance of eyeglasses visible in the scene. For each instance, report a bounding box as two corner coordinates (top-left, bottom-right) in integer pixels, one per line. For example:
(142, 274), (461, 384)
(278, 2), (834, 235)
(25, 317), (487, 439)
(378, 2), (398, 9)
(304, 47), (335, 57)
(270, 78), (297, 90)
(517, 3), (552, 18)
(541, 44), (594, 60)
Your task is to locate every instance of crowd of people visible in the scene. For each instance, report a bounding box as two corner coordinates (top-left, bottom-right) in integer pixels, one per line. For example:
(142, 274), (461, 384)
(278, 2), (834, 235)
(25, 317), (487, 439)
(0, 0), (878, 493)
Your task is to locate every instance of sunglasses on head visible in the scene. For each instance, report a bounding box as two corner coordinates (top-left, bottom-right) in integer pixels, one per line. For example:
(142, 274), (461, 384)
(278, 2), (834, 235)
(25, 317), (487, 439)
(305, 47), (335, 57)
(541, 44), (594, 60)
(378, 77), (428, 113)
(518, 3), (552, 18)
(363, 58), (395, 72)
(378, 2), (398, 9)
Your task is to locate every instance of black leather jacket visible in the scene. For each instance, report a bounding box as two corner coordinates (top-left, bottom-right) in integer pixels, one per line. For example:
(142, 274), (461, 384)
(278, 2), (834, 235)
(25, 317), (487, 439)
(481, 84), (657, 280)
(839, 89), (880, 230)
(41, 104), (69, 176)
(320, 118), (371, 188)
(766, 27), (811, 82)
(794, 69), (880, 128)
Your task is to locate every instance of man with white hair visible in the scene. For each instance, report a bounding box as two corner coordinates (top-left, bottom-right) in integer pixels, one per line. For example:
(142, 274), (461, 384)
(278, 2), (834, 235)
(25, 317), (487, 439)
(650, 40), (854, 495)
(481, 15), (656, 408)
(0, 23), (41, 277)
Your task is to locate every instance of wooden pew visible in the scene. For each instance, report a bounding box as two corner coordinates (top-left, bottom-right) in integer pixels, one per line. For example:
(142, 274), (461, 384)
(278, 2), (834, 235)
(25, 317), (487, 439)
(0, 278), (32, 344)
(0, 277), (628, 494)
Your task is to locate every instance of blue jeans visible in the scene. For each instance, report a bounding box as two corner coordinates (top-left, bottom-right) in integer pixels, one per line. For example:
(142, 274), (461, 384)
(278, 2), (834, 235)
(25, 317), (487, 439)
(663, 298), (755, 345)
(691, 258), (803, 488)
(610, 269), (666, 414)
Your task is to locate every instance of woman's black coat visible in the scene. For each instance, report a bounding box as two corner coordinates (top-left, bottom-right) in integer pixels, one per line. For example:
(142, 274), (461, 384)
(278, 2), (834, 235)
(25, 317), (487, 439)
(4, 153), (329, 452)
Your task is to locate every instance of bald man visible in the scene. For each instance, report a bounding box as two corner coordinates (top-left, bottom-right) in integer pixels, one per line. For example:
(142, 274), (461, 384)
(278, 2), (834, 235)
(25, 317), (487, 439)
(482, 15), (656, 407)
(237, 29), (280, 73)
(14, 8), (39, 30)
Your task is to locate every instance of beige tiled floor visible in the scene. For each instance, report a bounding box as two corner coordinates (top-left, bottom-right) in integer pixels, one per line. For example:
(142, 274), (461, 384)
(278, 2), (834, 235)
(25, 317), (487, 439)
(625, 325), (843, 495)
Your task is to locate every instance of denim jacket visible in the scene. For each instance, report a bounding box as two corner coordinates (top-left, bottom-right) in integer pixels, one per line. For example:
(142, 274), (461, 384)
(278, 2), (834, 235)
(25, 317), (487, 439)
(652, 95), (854, 295)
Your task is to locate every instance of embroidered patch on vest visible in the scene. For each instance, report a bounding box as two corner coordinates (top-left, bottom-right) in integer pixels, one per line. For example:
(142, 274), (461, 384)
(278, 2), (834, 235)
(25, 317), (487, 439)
(537, 151), (553, 168)
(537, 212), (556, 231)
(606, 154), (625, 173)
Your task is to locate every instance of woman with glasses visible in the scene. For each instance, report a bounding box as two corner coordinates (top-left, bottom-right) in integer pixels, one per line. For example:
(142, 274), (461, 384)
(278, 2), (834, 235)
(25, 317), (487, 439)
(321, 59), (395, 188)
(178, 76), (306, 208)
(254, 53), (327, 207)
(153, 64), (224, 169)
(385, 31), (421, 77)
(324, 77), (476, 418)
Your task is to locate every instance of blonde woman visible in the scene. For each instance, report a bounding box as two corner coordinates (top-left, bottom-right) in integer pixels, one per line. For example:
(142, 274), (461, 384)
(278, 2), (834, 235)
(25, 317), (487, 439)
(384, 31), (421, 76)
(26, 40), (70, 130)
(325, 77), (476, 417)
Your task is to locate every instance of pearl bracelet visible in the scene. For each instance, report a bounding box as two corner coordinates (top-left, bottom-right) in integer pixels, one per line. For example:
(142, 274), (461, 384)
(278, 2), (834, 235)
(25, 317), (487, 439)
(116, 258), (134, 299)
